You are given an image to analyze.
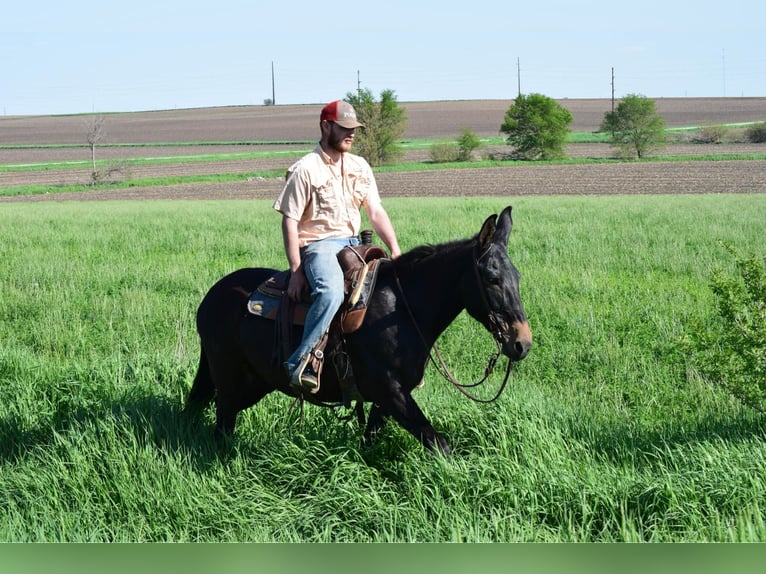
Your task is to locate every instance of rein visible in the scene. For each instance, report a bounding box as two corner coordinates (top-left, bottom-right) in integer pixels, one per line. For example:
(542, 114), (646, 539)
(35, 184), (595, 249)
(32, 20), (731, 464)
(431, 339), (513, 404)
(392, 245), (514, 404)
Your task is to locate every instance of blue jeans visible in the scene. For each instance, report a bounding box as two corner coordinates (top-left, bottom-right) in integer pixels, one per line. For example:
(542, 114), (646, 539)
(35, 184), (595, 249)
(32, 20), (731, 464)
(285, 236), (359, 375)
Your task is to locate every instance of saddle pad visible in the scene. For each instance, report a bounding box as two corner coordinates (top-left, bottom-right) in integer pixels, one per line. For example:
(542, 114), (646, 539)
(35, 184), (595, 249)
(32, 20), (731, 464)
(247, 290), (309, 325)
(247, 246), (387, 330)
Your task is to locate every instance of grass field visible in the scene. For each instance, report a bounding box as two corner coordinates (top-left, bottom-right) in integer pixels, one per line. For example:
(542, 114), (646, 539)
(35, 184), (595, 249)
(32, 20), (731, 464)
(2, 195), (766, 541)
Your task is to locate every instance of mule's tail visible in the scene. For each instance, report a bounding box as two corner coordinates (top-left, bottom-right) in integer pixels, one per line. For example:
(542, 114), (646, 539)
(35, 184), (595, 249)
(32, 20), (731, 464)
(185, 343), (215, 414)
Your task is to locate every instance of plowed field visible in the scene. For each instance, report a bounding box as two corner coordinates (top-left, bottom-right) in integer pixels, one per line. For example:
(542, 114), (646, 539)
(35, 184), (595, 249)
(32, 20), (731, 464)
(1, 98), (765, 201)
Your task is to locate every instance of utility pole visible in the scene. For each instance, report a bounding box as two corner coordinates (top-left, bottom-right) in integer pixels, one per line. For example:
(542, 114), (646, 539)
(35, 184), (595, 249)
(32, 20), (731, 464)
(609, 67), (616, 137)
(722, 48), (726, 97)
(516, 57), (521, 97)
(357, 69), (361, 96)
(271, 61), (276, 105)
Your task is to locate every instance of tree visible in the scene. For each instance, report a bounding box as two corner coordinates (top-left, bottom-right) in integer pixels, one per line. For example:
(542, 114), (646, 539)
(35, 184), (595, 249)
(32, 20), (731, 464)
(600, 94), (666, 159)
(85, 115), (106, 173)
(456, 128), (482, 161)
(83, 115), (128, 184)
(345, 88), (407, 166)
(500, 93), (572, 160)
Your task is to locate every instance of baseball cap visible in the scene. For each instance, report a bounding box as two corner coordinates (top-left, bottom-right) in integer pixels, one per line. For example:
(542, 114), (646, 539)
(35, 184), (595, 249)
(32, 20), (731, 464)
(320, 100), (365, 129)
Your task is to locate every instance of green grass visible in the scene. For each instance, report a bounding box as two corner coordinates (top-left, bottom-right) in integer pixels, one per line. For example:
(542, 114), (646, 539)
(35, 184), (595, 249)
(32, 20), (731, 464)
(0, 148), (312, 173)
(1, 196), (766, 541)
(0, 171), (288, 197)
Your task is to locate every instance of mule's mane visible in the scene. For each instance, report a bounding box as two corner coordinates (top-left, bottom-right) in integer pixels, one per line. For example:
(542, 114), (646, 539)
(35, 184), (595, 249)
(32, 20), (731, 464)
(389, 235), (477, 272)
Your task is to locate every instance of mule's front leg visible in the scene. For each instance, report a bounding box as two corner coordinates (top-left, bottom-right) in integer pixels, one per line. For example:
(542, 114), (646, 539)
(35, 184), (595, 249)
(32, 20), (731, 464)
(386, 391), (451, 455)
(362, 404), (388, 448)
(417, 424), (451, 456)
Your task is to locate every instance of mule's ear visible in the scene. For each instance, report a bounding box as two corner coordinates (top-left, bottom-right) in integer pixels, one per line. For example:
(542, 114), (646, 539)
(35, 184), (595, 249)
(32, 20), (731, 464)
(479, 214), (498, 249)
(493, 206), (513, 247)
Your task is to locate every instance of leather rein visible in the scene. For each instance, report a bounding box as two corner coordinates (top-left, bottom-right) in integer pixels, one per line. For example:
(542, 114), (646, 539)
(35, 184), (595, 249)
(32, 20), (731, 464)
(392, 243), (514, 404)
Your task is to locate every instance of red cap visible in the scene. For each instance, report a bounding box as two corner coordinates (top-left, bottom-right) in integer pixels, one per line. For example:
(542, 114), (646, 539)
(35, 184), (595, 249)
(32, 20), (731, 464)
(320, 100), (364, 128)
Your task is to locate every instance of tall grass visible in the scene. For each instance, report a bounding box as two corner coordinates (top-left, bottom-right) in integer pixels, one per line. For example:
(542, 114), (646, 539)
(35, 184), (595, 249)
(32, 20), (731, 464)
(1, 195), (765, 541)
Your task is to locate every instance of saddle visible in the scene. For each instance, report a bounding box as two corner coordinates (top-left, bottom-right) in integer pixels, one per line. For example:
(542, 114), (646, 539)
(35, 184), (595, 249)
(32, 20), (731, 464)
(246, 238), (387, 401)
(247, 242), (387, 333)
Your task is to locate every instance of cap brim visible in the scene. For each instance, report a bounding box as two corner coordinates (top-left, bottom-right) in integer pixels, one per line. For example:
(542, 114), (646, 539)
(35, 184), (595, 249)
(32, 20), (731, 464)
(334, 119), (365, 129)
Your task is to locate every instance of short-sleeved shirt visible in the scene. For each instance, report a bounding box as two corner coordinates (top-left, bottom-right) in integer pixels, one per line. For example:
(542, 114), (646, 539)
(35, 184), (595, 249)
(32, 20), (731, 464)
(273, 145), (381, 247)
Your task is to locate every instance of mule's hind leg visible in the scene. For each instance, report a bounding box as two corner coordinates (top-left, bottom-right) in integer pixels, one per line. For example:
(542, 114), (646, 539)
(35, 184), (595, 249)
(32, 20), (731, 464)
(185, 344), (216, 416)
(212, 364), (273, 442)
(214, 386), (272, 443)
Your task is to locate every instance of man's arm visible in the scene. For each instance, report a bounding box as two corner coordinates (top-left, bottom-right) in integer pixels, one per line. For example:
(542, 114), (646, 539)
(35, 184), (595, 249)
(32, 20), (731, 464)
(282, 215), (308, 301)
(365, 200), (401, 259)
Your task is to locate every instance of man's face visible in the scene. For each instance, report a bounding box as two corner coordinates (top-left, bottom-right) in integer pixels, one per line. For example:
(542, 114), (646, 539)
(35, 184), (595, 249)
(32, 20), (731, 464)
(325, 122), (356, 153)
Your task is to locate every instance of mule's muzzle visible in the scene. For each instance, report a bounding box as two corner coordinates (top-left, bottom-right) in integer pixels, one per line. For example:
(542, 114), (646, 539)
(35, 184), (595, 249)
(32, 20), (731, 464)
(505, 320), (532, 361)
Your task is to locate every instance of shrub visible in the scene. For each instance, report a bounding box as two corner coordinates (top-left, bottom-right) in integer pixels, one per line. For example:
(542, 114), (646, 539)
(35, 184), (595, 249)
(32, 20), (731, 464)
(683, 243), (766, 411)
(90, 161), (131, 185)
(456, 129), (482, 161)
(429, 142), (460, 163)
(693, 124), (728, 144)
(745, 121), (766, 143)
(429, 129), (483, 163)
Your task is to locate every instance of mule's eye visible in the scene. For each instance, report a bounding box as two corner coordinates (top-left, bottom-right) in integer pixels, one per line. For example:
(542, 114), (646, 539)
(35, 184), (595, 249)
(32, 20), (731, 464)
(484, 270), (502, 285)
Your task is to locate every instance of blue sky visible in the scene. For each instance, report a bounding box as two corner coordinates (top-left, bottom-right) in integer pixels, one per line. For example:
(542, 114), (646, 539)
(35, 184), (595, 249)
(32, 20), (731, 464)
(3, 0), (764, 116)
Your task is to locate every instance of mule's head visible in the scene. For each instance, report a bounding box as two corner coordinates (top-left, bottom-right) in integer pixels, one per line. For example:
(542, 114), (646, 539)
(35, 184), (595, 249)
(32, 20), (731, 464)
(464, 206), (532, 362)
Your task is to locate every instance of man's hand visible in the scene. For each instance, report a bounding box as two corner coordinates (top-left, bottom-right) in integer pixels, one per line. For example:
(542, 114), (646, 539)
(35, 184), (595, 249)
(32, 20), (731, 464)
(281, 215), (307, 301)
(287, 267), (308, 302)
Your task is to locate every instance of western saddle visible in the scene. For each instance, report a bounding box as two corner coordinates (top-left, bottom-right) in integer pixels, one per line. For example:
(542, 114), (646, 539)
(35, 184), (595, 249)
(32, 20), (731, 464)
(246, 235), (387, 400)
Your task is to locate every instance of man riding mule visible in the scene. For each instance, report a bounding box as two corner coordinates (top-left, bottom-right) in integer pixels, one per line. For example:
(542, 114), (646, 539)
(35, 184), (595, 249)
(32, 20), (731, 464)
(187, 203), (532, 455)
(272, 100), (401, 393)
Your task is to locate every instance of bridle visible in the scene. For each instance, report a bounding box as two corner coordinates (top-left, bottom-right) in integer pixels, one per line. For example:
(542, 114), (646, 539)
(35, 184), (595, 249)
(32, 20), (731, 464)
(474, 244), (514, 347)
(393, 243), (514, 404)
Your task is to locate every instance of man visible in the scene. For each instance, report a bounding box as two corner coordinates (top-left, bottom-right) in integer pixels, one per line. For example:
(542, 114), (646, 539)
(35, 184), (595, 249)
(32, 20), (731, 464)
(273, 100), (401, 392)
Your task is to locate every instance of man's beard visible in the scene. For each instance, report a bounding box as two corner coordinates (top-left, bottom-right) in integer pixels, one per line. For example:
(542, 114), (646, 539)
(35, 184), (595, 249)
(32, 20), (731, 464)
(328, 131), (353, 153)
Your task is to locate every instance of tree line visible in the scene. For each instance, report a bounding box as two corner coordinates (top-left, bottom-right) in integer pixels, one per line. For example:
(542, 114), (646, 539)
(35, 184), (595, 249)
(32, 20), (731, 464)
(346, 90), (739, 165)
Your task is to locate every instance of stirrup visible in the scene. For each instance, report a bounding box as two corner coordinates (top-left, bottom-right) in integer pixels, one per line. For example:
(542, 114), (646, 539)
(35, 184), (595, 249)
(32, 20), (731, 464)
(290, 349), (323, 394)
(291, 366), (319, 392)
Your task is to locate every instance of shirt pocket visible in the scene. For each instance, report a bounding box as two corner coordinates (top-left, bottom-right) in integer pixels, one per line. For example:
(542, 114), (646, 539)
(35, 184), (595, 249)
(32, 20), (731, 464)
(311, 181), (340, 219)
(347, 171), (370, 207)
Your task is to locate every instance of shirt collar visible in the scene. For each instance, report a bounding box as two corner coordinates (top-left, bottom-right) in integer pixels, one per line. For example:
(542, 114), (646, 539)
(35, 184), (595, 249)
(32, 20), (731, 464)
(316, 144), (343, 166)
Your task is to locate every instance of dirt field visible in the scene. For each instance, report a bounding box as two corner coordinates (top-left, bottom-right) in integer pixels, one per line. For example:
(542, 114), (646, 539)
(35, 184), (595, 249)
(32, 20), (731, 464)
(1, 98), (764, 202)
(3, 97), (765, 144)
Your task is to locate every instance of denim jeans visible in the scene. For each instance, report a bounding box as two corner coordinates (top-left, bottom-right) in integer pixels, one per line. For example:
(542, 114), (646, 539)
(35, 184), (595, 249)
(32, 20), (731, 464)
(285, 236), (360, 375)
